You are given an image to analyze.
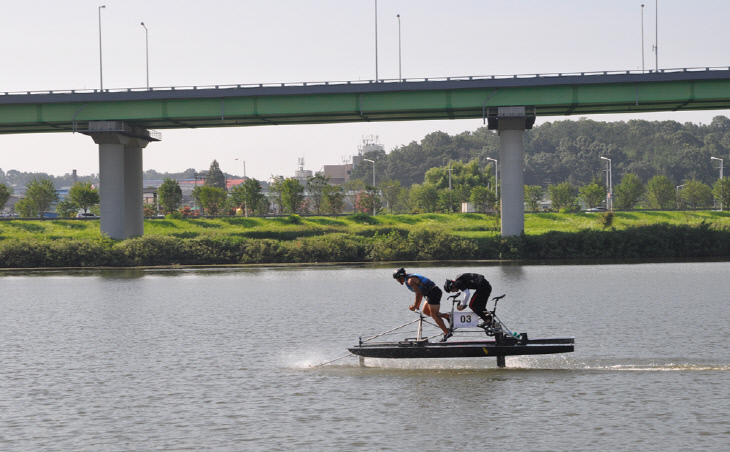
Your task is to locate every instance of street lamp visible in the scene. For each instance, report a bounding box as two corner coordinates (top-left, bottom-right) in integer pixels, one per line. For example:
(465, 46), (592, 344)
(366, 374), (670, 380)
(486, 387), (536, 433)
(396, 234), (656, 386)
(397, 14), (402, 80)
(486, 157), (498, 199)
(236, 158), (247, 216)
(653, 0), (658, 71)
(600, 156), (613, 210)
(374, 0), (379, 81)
(641, 4), (645, 72)
(711, 157), (724, 211)
(235, 158), (246, 178)
(676, 184), (686, 209)
(363, 158), (376, 215)
(141, 22), (149, 89)
(98, 5), (106, 91)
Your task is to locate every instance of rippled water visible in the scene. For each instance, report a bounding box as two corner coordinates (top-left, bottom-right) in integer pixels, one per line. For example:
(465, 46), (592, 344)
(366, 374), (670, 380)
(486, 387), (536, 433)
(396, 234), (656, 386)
(1, 261), (728, 451)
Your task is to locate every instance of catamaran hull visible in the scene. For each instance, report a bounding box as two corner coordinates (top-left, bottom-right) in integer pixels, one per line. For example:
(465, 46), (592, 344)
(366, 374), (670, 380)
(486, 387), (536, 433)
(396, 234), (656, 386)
(348, 337), (574, 359)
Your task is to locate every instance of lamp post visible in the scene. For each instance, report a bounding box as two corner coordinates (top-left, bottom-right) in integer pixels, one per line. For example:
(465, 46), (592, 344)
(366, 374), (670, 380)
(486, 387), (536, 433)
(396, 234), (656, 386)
(641, 4), (645, 72)
(374, 0), (378, 81)
(141, 22), (149, 89)
(711, 157), (724, 211)
(363, 158), (376, 215)
(676, 184), (686, 209)
(397, 14), (402, 80)
(235, 158), (246, 178)
(98, 5), (106, 91)
(654, 0), (658, 71)
(236, 158), (247, 216)
(600, 157), (612, 210)
(486, 157), (498, 199)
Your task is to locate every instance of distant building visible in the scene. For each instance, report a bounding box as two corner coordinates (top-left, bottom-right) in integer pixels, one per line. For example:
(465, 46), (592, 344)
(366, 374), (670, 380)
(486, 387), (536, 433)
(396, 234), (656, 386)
(294, 158), (312, 185)
(320, 135), (384, 185)
(354, 135), (384, 169)
(322, 163), (353, 185)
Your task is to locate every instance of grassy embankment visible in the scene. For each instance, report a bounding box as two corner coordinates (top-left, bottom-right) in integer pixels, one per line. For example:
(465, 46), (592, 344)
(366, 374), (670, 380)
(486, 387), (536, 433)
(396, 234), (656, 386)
(1, 211), (729, 268)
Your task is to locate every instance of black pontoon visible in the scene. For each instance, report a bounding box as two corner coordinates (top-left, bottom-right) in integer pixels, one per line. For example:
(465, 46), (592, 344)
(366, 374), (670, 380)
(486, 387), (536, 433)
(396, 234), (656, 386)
(349, 294), (574, 368)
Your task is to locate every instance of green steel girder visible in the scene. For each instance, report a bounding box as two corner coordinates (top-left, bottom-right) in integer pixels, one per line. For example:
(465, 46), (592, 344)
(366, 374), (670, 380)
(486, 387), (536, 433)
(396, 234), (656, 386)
(2, 71), (730, 135)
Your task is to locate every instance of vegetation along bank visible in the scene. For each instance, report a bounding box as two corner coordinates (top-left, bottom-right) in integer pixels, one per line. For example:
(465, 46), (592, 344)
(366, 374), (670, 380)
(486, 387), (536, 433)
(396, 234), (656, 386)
(1, 212), (729, 269)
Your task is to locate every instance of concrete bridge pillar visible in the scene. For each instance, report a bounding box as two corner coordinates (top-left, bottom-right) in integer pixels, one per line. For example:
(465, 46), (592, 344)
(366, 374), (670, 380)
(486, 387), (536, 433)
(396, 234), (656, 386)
(79, 121), (160, 239)
(487, 107), (535, 236)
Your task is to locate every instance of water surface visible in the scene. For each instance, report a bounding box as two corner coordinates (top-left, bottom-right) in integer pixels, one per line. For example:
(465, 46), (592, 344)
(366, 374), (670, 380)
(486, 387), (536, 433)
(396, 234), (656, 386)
(1, 262), (728, 451)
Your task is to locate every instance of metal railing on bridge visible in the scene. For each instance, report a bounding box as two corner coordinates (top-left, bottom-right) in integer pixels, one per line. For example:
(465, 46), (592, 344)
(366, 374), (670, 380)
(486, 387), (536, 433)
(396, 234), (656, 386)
(3, 66), (730, 98)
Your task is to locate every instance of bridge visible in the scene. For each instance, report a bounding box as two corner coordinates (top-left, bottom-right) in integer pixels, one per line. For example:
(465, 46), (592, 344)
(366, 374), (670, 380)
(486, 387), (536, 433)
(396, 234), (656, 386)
(3, 67), (730, 238)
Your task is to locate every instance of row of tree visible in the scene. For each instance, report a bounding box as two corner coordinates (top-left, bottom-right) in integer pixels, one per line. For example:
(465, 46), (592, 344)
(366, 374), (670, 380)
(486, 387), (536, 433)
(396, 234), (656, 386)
(531, 174), (730, 212)
(2, 179), (99, 217)
(347, 116), (730, 190)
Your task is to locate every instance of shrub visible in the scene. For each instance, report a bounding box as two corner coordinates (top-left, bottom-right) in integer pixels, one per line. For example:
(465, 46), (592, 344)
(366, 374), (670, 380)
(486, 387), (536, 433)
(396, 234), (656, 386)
(347, 213), (379, 225)
(599, 211), (615, 229)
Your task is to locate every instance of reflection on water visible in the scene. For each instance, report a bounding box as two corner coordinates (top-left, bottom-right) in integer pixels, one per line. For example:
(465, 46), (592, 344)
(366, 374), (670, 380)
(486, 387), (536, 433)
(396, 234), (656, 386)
(1, 261), (729, 451)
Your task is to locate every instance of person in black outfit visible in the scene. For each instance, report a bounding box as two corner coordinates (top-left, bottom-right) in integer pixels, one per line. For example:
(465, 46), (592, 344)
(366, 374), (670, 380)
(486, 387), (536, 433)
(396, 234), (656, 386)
(443, 273), (492, 324)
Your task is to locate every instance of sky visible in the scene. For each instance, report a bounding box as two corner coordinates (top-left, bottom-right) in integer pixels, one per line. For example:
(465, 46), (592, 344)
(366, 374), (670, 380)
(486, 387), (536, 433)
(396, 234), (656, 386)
(2, 0), (730, 181)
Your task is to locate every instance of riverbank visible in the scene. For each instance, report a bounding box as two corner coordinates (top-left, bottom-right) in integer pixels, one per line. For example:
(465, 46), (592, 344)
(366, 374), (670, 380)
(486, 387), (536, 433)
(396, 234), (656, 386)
(1, 212), (729, 268)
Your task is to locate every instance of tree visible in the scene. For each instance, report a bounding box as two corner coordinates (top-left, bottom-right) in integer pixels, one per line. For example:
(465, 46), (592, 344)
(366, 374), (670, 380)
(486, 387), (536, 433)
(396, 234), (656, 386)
(14, 197), (35, 217)
(143, 203), (157, 217)
(230, 178), (266, 216)
(470, 186), (497, 213)
(343, 179), (365, 213)
(306, 174), (330, 214)
(321, 184), (345, 215)
(424, 159), (492, 190)
(68, 181), (100, 214)
(354, 188), (381, 214)
(0, 184), (12, 211)
(268, 176), (285, 214)
(646, 175), (676, 209)
(613, 173), (645, 210)
(578, 182), (606, 209)
(23, 178), (59, 217)
(204, 160), (227, 190)
(196, 186), (228, 215)
(280, 178), (305, 214)
(679, 180), (713, 211)
(409, 183), (439, 213)
(437, 189), (453, 213)
(56, 199), (78, 217)
(524, 185), (545, 212)
(713, 177), (730, 210)
(157, 178), (182, 213)
(548, 182), (576, 211)
(380, 179), (403, 213)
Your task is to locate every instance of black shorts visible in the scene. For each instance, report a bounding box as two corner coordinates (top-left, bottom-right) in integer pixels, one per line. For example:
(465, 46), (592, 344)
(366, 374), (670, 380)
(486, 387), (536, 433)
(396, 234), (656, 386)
(425, 286), (443, 305)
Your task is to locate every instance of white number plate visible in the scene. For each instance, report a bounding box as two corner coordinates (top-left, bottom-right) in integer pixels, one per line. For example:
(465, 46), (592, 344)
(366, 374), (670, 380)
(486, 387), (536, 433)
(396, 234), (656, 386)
(453, 311), (480, 328)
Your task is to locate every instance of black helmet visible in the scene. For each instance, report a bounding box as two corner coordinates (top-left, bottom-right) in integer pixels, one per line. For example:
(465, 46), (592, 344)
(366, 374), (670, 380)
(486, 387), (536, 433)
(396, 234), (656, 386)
(393, 268), (407, 279)
(444, 279), (456, 292)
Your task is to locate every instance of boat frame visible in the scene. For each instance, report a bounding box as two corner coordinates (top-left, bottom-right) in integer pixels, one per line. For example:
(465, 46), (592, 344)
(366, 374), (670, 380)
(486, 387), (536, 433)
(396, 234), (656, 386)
(348, 293), (574, 368)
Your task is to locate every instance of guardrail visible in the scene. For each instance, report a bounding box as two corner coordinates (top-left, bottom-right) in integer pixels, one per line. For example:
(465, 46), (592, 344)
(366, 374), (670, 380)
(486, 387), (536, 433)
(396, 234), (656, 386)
(2, 66), (730, 97)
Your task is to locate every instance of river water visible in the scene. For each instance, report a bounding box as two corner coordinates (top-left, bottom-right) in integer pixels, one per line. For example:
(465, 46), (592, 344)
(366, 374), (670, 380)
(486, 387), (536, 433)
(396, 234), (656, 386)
(0, 261), (728, 451)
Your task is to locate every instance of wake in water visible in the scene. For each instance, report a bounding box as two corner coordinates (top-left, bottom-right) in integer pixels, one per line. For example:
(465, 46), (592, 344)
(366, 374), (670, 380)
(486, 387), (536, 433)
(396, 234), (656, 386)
(284, 351), (730, 372)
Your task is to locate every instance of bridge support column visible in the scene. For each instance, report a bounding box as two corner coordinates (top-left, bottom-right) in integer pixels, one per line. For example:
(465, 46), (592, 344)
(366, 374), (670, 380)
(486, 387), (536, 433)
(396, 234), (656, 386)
(488, 107), (535, 237)
(79, 121), (160, 239)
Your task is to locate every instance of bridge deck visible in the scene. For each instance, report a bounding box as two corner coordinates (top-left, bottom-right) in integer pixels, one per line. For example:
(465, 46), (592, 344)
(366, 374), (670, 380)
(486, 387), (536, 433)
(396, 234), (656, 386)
(2, 67), (730, 134)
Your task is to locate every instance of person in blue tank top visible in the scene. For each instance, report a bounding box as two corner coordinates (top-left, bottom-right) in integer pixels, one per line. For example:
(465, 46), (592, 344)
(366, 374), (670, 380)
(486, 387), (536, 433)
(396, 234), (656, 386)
(392, 268), (452, 341)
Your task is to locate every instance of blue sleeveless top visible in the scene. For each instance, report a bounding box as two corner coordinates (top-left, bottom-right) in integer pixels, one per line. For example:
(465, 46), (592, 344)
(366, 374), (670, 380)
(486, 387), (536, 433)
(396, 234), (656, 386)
(404, 273), (435, 294)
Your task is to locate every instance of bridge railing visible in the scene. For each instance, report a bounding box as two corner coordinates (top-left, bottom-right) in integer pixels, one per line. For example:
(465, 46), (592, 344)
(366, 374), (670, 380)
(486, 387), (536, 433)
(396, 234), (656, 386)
(2, 66), (730, 98)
